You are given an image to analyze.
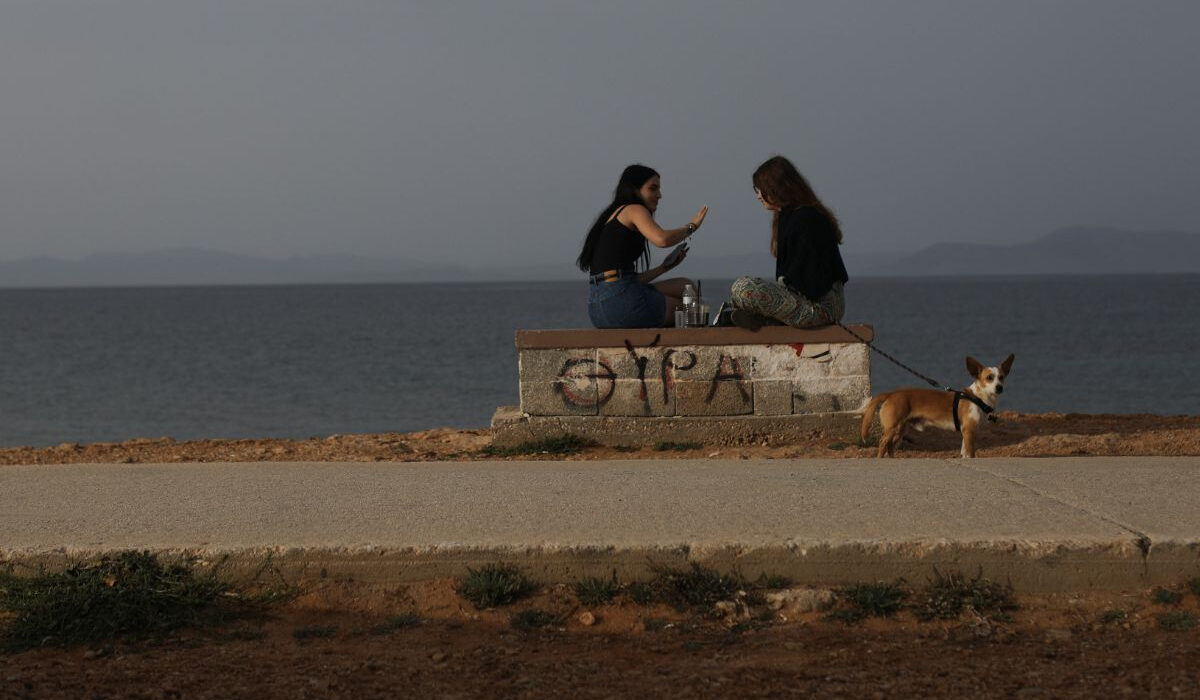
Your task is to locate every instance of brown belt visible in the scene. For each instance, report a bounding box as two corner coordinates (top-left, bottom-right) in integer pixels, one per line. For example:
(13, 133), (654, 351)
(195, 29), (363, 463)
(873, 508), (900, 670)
(588, 268), (633, 284)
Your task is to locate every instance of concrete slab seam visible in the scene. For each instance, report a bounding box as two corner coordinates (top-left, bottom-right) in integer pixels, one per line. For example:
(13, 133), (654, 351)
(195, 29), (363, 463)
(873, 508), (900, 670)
(964, 462), (1153, 560)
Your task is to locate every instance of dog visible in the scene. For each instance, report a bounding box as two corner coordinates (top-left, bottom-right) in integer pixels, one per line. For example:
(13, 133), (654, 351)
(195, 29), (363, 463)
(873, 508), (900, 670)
(860, 354), (1015, 458)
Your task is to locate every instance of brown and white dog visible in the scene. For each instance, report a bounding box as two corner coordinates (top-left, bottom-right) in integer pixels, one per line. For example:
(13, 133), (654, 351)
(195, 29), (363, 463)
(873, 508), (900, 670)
(860, 355), (1015, 458)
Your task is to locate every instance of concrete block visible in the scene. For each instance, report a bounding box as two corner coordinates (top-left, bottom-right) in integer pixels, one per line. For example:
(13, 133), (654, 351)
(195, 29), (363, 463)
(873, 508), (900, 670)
(831, 344), (870, 377)
(519, 349), (598, 385)
(520, 381), (599, 416)
(793, 375), (871, 414)
(743, 344), (832, 381)
(676, 380), (753, 416)
(754, 379), (794, 416)
(598, 379), (675, 417)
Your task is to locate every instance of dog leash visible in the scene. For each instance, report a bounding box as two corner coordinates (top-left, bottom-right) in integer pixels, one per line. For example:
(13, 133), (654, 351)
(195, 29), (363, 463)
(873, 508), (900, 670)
(828, 316), (998, 426)
(828, 318), (952, 391)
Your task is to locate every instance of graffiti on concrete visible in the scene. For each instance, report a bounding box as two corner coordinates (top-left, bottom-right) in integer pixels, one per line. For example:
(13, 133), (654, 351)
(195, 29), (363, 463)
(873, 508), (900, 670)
(660, 348), (697, 404)
(706, 353), (750, 403)
(555, 356), (616, 408)
(624, 335), (659, 412)
(555, 341), (754, 410)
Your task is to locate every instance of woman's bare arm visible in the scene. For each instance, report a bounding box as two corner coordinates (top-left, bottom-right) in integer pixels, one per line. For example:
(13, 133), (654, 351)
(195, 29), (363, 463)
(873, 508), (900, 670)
(622, 204), (708, 247)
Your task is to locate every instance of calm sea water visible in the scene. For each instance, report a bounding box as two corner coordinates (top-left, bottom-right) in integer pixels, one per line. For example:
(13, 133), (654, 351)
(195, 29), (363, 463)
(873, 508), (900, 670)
(1, 275), (1197, 447)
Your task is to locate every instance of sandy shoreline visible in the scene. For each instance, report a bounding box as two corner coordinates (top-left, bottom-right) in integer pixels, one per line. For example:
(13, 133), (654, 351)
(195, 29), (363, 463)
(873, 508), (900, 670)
(4, 412), (1199, 465)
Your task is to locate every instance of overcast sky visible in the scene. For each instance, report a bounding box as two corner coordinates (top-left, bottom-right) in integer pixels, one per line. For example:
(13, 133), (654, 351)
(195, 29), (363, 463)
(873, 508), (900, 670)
(2, 1), (1198, 268)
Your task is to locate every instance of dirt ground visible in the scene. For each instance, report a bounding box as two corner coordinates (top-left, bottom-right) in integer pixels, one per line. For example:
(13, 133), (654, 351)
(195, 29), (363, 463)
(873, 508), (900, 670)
(2, 578), (1199, 699)
(4, 412), (1200, 466)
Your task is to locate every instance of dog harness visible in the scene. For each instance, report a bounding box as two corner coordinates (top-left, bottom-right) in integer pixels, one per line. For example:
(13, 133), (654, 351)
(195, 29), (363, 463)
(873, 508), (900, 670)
(951, 391), (996, 433)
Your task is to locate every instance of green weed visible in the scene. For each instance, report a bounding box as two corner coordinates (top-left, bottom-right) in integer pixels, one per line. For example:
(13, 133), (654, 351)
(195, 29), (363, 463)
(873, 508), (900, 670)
(915, 569), (1018, 621)
(574, 577), (618, 606)
(637, 564), (742, 612)
(368, 613), (422, 635)
(628, 582), (655, 606)
(833, 581), (909, 622)
(215, 626), (267, 643)
(653, 441), (702, 452)
(480, 434), (596, 457)
(1099, 609), (1128, 625)
(292, 624), (337, 640)
(458, 564), (535, 609)
(510, 610), (556, 630)
(755, 573), (793, 590)
(1157, 611), (1197, 631)
(0, 551), (278, 652)
(1151, 588), (1183, 605)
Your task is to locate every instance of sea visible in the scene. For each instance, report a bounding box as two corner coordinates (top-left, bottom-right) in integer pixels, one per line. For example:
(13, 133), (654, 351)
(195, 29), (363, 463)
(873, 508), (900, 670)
(1, 275), (1198, 448)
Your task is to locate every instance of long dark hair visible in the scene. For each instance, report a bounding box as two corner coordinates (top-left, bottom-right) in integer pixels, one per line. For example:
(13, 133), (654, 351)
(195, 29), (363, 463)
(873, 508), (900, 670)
(752, 156), (843, 257)
(576, 164), (658, 273)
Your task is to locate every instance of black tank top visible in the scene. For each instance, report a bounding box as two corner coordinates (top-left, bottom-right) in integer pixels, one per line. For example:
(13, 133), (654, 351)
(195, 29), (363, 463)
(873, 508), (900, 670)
(588, 206), (646, 272)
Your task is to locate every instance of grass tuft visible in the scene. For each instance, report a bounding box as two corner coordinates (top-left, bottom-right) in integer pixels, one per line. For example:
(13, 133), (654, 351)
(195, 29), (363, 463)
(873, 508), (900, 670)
(510, 610), (556, 630)
(1098, 609), (1128, 625)
(0, 551), (279, 652)
(481, 434), (596, 457)
(1151, 587), (1183, 606)
(915, 569), (1018, 621)
(833, 581), (909, 623)
(627, 582), (655, 606)
(1157, 611), (1197, 631)
(368, 613), (422, 635)
(458, 564), (535, 609)
(633, 564), (742, 612)
(292, 624), (337, 640)
(827, 442), (852, 451)
(215, 626), (267, 643)
(653, 441), (702, 452)
(755, 573), (793, 590)
(574, 577), (618, 606)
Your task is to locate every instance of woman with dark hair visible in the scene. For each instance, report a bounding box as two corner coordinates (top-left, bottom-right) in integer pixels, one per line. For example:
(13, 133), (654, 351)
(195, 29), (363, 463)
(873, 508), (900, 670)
(578, 164), (708, 328)
(729, 156), (848, 330)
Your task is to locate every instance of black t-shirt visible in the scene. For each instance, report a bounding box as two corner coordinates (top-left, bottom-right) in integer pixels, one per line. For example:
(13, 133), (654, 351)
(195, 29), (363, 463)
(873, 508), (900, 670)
(588, 209), (646, 273)
(775, 206), (849, 301)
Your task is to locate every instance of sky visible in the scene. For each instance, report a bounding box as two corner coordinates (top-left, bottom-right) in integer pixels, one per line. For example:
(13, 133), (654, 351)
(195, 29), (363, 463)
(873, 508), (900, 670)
(2, 1), (1198, 268)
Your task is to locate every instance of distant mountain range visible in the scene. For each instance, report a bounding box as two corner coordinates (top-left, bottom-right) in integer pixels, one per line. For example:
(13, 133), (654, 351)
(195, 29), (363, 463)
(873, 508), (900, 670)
(1, 227), (1198, 288)
(858, 227), (1200, 276)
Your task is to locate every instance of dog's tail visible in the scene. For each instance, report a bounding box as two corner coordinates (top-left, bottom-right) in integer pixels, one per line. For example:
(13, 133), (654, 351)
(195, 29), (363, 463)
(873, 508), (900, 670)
(859, 392), (890, 443)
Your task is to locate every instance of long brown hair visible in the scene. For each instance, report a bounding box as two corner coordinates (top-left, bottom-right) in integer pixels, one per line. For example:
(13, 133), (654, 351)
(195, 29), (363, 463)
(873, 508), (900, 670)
(752, 156), (843, 257)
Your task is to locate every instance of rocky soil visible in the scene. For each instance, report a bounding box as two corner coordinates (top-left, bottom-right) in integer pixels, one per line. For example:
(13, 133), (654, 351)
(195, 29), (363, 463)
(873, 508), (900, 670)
(3, 412), (1200, 466)
(3, 579), (1199, 699)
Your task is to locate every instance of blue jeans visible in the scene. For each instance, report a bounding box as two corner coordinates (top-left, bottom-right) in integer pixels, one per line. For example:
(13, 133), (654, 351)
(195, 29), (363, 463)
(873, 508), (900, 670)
(587, 278), (667, 328)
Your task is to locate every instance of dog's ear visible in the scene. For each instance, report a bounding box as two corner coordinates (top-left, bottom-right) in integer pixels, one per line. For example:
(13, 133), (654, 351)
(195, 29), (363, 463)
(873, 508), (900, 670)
(966, 356), (984, 379)
(1000, 354), (1015, 377)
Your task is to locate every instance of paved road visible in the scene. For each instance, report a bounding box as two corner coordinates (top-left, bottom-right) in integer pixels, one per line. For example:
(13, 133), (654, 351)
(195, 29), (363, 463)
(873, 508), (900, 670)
(2, 457), (1197, 590)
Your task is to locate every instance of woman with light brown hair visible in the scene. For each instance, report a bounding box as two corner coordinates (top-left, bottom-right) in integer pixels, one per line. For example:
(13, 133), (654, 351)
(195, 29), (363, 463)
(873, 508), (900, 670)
(729, 155), (848, 329)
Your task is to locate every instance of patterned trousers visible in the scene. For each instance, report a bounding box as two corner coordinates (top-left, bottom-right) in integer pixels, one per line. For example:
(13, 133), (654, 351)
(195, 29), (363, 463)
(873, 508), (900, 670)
(730, 277), (845, 328)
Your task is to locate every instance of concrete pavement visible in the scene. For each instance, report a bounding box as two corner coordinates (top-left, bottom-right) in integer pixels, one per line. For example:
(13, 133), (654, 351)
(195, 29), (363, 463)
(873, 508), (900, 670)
(2, 457), (1198, 591)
